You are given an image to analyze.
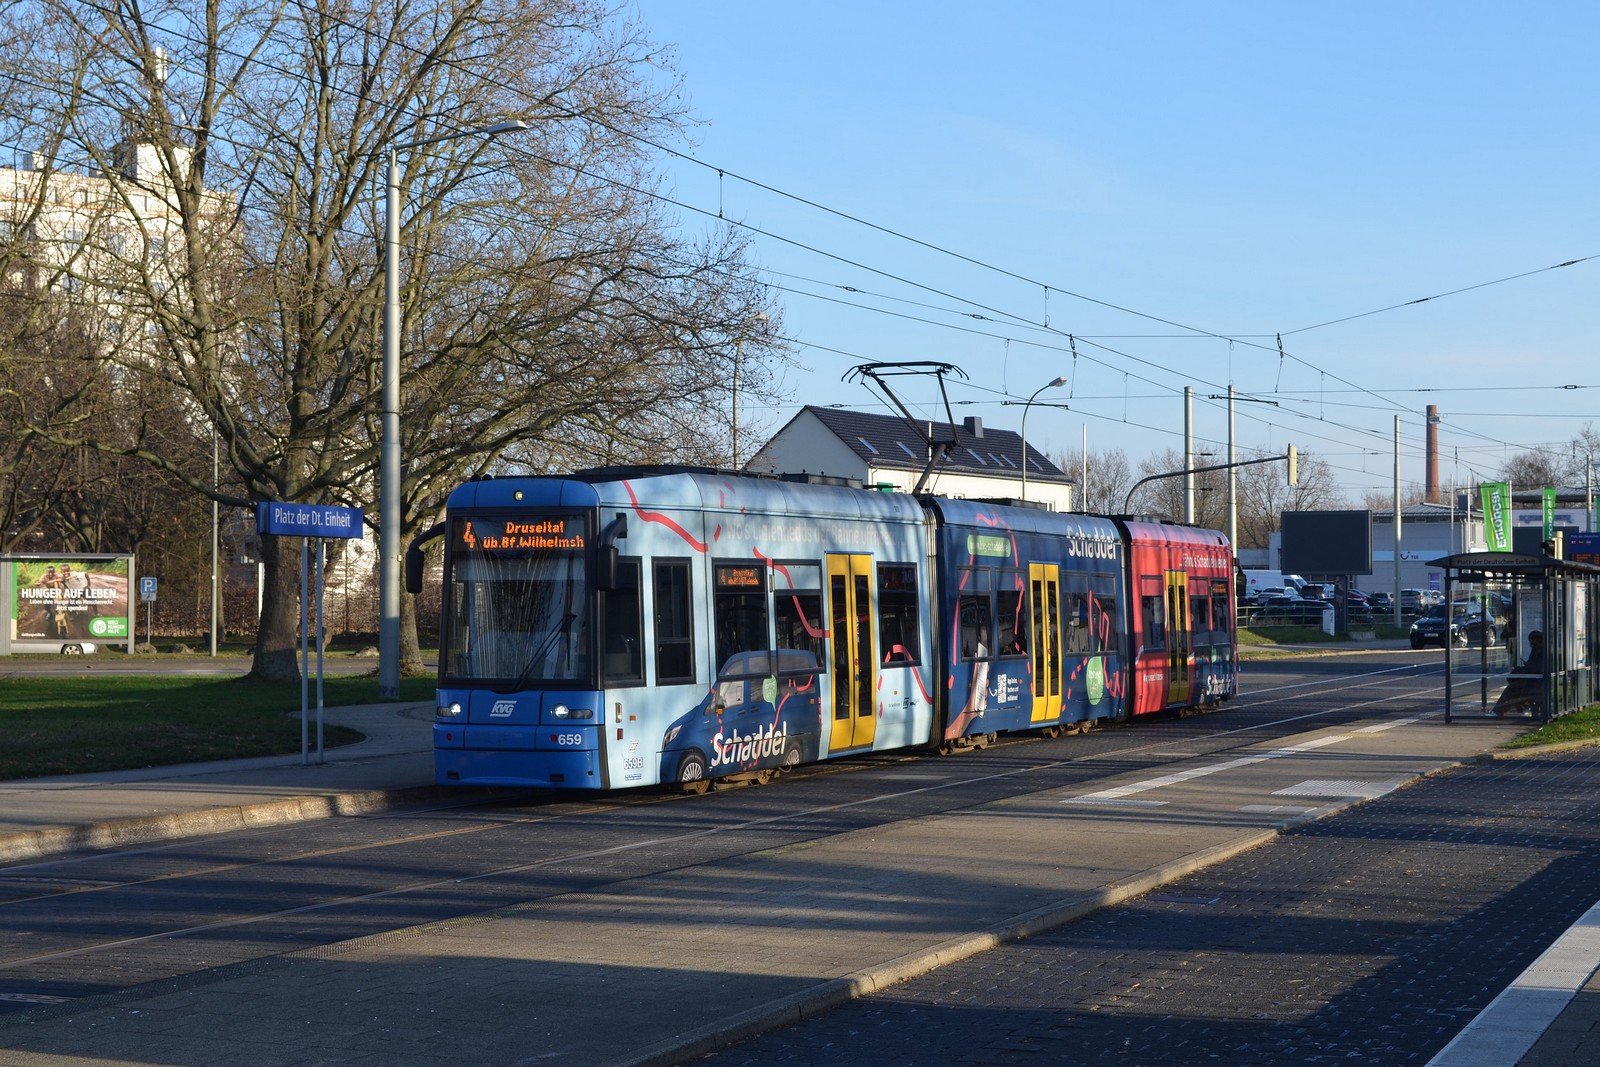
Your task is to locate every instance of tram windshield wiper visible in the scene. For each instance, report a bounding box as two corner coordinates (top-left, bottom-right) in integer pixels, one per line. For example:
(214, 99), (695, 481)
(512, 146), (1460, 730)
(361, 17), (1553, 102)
(496, 612), (578, 694)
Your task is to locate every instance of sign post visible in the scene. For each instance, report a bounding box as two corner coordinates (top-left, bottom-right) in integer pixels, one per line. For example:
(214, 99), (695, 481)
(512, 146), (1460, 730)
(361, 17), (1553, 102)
(138, 576), (157, 647)
(255, 502), (365, 764)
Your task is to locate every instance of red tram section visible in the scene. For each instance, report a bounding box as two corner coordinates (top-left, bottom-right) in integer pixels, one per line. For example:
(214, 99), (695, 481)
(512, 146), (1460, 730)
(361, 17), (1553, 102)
(1116, 519), (1238, 717)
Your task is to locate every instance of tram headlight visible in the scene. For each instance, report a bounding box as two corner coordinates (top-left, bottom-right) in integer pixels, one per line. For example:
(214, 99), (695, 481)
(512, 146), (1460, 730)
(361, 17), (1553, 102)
(437, 701), (464, 719)
(550, 704), (594, 720)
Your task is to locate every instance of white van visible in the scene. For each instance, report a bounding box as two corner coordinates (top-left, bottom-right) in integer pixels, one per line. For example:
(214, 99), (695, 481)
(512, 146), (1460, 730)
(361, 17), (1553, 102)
(1242, 570), (1307, 602)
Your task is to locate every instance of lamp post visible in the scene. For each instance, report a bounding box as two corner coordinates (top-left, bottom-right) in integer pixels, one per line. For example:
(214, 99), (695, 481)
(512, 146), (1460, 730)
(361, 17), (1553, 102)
(1019, 376), (1068, 501)
(379, 119), (528, 698)
(210, 426), (218, 656)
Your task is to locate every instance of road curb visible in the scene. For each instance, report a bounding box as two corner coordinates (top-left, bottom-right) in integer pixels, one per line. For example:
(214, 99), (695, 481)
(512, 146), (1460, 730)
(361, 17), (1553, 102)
(0, 785), (455, 864)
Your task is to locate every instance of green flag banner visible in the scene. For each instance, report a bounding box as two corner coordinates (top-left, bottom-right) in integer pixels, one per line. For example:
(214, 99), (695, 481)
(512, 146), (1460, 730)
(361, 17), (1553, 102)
(1543, 487), (1557, 541)
(1482, 481), (1512, 552)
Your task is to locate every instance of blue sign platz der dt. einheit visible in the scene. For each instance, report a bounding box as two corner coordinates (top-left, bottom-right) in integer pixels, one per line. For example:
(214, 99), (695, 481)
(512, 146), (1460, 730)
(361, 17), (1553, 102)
(255, 502), (365, 539)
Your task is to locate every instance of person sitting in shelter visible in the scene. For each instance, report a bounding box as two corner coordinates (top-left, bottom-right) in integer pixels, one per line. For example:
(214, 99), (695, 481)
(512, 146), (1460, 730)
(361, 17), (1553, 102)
(1493, 629), (1544, 717)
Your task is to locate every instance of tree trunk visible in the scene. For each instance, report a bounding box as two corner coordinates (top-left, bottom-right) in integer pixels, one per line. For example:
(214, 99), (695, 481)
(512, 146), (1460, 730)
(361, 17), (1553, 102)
(400, 586), (428, 679)
(248, 534), (303, 683)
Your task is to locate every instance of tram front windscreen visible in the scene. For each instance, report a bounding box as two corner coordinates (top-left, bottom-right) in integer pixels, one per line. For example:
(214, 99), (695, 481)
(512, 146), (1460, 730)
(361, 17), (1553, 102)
(441, 514), (593, 687)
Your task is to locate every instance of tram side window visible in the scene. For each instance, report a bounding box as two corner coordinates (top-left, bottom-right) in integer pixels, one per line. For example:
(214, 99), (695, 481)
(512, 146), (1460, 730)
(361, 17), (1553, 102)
(714, 562), (770, 678)
(1141, 591), (1166, 651)
(1064, 579), (1121, 656)
(958, 568), (993, 660)
(1191, 594), (1211, 646)
(602, 558), (644, 684)
(774, 562), (826, 673)
(1090, 578), (1120, 654)
(653, 559), (695, 685)
(997, 570), (1028, 657)
(1212, 595), (1231, 638)
(1064, 591), (1093, 655)
(877, 563), (921, 665)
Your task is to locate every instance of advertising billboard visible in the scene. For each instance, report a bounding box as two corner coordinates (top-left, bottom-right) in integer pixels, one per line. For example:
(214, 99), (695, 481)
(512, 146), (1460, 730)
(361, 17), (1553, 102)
(1281, 510), (1373, 577)
(2, 555), (134, 654)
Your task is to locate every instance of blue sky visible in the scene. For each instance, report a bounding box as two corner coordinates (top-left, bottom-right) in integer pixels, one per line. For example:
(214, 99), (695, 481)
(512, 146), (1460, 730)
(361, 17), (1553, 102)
(633, 1), (1599, 499)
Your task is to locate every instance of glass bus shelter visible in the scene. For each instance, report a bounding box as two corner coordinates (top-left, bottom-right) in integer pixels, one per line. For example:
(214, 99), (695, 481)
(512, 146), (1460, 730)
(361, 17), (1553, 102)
(1429, 551), (1600, 724)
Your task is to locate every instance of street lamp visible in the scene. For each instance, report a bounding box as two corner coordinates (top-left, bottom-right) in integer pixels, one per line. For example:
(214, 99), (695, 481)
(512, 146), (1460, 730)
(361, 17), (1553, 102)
(379, 119), (528, 698)
(1019, 376), (1068, 501)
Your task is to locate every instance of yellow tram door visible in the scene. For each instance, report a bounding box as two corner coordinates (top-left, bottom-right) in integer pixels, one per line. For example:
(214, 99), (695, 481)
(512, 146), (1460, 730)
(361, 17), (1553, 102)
(827, 554), (878, 751)
(1028, 562), (1062, 724)
(1165, 570), (1191, 706)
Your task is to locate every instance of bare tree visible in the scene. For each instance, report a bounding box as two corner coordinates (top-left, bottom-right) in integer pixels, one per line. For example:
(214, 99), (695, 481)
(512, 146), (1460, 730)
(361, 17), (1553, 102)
(0, 280), (118, 551)
(1500, 450), (1568, 490)
(7, 0), (782, 681)
(1115, 446), (1345, 547)
(1362, 484), (1430, 512)
(1125, 448), (1228, 527)
(1053, 446), (1133, 515)
(1235, 451), (1345, 550)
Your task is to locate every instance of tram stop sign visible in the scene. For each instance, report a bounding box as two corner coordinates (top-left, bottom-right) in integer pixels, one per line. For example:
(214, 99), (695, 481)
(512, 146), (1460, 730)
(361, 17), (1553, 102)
(254, 502), (364, 538)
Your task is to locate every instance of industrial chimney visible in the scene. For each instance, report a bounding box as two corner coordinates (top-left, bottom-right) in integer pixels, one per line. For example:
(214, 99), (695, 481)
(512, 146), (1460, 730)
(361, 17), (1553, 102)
(1425, 405), (1441, 503)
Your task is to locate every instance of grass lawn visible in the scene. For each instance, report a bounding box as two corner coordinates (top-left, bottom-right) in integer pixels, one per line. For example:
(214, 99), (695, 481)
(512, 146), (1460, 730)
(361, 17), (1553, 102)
(1239, 625), (1337, 647)
(0, 673), (436, 781)
(1239, 624), (1410, 651)
(1503, 703), (1600, 750)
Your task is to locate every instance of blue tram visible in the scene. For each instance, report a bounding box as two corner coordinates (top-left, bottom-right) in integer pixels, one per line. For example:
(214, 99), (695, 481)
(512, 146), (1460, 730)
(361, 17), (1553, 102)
(412, 466), (1236, 792)
(927, 499), (1130, 746)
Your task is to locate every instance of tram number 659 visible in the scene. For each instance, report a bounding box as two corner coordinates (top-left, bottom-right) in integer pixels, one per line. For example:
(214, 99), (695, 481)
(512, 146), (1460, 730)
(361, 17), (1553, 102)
(553, 733), (583, 747)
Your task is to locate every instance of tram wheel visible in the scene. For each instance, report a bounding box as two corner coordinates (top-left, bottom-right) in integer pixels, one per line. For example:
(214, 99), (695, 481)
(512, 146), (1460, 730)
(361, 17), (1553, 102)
(677, 751), (710, 794)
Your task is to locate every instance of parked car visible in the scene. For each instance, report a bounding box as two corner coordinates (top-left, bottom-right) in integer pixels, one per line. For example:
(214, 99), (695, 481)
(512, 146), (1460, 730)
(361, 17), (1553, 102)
(1408, 604), (1496, 649)
(1366, 591), (1393, 610)
(1298, 583), (1334, 603)
(1400, 588), (1442, 613)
